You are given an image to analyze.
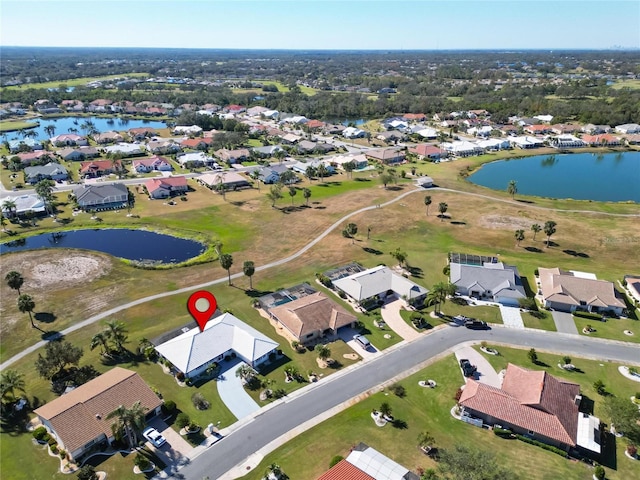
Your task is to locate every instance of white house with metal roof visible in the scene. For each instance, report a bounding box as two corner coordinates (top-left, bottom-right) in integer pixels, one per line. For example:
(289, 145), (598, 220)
(154, 313), (279, 378)
(450, 261), (526, 306)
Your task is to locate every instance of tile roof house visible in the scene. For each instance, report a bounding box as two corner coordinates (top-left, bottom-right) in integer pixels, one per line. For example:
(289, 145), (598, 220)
(333, 265), (427, 308)
(34, 367), (162, 462)
(318, 442), (419, 480)
(181, 137), (213, 150)
(128, 127), (158, 140)
(365, 147), (405, 165)
(269, 292), (357, 343)
(538, 267), (625, 315)
(450, 261), (526, 306)
(214, 148), (250, 164)
(102, 143), (144, 157)
(132, 156), (173, 173)
(57, 146), (99, 162)
(50, 134), (88, 147)
(145, 176), (189, 199)
(408, 143), (446, 159)
(459, 364), (601, 453)
(93, 131), (124, 144)
(23, 162), (68, 184)
(581, 134), (622, 146)
(624, 275), (640, 303)
(73, 183), (129, 210)
(16, 150), (54, 165)
(80, 159), (124, 178)
(154, 312), (279, 378)
(198, 172), (251, 192)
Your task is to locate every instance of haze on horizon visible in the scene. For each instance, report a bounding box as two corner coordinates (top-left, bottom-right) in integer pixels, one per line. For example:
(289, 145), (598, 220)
(1, 0), (639, 51)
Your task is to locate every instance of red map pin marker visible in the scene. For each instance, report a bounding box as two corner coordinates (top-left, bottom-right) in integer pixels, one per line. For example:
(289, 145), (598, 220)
(187, 290), (218, 332)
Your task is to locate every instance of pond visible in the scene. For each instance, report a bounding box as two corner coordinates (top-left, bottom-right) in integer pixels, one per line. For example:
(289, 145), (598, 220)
(0, 229), (206, 264)
(6, 116), (167, 142)
(467, 152), (640, 202)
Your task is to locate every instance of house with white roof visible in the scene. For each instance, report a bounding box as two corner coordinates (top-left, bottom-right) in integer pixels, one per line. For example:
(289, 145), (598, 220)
(173, 125), (203, 135)
(343, 126), (367, 138)
(102, 143), (143, 157)
(442, 140), (482, 157)
(330, 154), (369, 170)
(615, 123), (640, 134)
(510, 136), (544, 149)
(177, 151), (214, 166)
(476, 138), (511, 151)
(154, 312), (279, 378)
(333, 265), (428, 308)
(9, 138), (43, 153)
(551, 135), (585, 149)
(0, 194), (46, 217)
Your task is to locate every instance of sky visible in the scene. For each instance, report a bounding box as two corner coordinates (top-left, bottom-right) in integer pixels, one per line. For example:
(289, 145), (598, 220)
(1, 0), (639, 51)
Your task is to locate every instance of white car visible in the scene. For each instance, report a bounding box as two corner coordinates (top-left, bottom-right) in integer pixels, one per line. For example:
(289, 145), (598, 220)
(143, 427), (167, 448)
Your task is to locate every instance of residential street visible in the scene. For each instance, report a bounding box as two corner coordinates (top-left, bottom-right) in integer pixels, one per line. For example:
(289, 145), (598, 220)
(174, 327), (640, 480)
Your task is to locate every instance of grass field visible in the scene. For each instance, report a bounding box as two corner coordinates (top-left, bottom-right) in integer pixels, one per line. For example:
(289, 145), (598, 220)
(1, 73), (149, 91)
(610, 79), (640, 90)
(0, 120), (40, 132)
(240, 347), (639, 480)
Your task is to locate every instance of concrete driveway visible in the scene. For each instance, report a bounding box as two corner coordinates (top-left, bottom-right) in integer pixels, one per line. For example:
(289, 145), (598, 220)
(145, 417), (192, 470)
(337, 326), (379, 360)
(381, 299), (422, 341)
(499, 305), (525, 329)
(551, 311), (579, 335)
(454, 345), (502, 388)
(217, 359), (261, 420)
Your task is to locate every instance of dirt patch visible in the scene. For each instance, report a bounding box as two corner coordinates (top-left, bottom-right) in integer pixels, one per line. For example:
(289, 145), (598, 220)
(343, 353), (359, 360)
(479, 214), (533, 230)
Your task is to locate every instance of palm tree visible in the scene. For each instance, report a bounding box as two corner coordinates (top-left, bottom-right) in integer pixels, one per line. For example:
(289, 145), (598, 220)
(18, 293), (36, 328)
(426, 282), (456, 314)
(344, 223), (358, 244)
(35, 179), (56, 216)
(379, 402), (392, 419)
(267, 184), (283, 208)
(343, 161), (355, 179)
(316, 164), (329, 183)
(507, 180), (518, 199)
(315, 344), (331, 362)
(235, 364), (256, 382)
(302, 187), (311, 206)
(279, 170), (295, 185)
(531, 223), (541, 241)
(107, 401), (148, 449)
(417, 431), (435, 452)
(0, 369), (25, 403)
(288, 186), (297, 205)
(544, 220), (557, 248)
(44, 124), (56, 138)
(243, 261), (255, 290)
(5, 271), (24, 295)
(2, 199), (17, 219)
(90, 332), (110, 355)
(265, 463), (289, 480)
(0, 213), (6, 232)
(438, 202), (448, 221)
(216, 173), (227, 200)
(220, 253), (234, 285)
(104, 320), (128, 353)
(305, 166), (316, 183)
(249, 170), (261, 191)
(514, 229), (525, 247)
(424, 195), (432, 216)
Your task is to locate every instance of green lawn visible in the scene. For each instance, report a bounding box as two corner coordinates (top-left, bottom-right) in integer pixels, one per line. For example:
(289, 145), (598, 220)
(573, 315), (640, 344)
(522, 311), (557, 331)
(241, 349), (634, 480)
(1, 73), (149, 91)
(0, 120), (40, 132)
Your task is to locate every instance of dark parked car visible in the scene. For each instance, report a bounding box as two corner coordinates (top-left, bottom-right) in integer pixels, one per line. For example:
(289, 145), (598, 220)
(464, 319), (489, 330)
(459, 359), (477, 377)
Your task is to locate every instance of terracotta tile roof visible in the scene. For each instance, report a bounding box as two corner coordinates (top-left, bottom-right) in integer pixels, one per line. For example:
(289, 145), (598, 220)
(269, 292), (356, 340)
(181, 138), (212, 148)
(460, 364), (580, 446)
(79, 159), (123, 174)
(317, 459), (374, 480)
(581, 134), (620, 144)
(34, 368), (161, 454)
(402, 113), (426, 120)
(409, 144), (444, 157)
(306, 120), (325, 129)
(145, 176), (188, 193)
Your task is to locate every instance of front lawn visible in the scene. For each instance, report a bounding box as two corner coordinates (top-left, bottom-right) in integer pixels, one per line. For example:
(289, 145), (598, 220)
(521, 311), (557, 331)
(574, 315), (640, 344)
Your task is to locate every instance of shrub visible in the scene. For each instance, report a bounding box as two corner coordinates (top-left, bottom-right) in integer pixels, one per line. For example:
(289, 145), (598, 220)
(329, 455), (344, 468)
(176, 371), (185, 381)
(176, 412), (190, 429)
(48, 436), (58, 447)
(51, 444), (59, 455)
(563, 356), (571, 365)
(627, 444), (637, 456)
(594, 380), (606, 395)
(515, 435), (567, 457)
(191, 392), (210, 410)
(188, 421), (199, 431)
(59, 449), (66, 459)
(390, 383), (406, 398)
(518, 297), (538, 311)
(134, 453), (151, 470)
(573, 310), (602, 320)
(410, 312), (422, 321)
(76, 465), (98, 480)
(162, 400), (176, 414)
(493, 427), (513, 437)
(272, 388), (287, 399)
(594, 465), (605, 480)
(32, 426), (48, 441)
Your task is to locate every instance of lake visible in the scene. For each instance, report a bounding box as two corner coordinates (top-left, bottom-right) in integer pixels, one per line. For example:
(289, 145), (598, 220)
(467, 152), (640, 202)
(0, 229), (206, 264)
(6, 116), (167, 142)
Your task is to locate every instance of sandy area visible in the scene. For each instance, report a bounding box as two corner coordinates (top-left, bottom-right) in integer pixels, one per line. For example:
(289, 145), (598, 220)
(479, 214), (534, 230)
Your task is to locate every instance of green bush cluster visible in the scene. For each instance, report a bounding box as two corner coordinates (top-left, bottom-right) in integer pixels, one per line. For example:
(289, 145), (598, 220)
(573, 310), (603, 320)
(515, 434), (567, 457)
(493, 427), (513, 437)
(32, 426), (48, 441)
(329, 455), (344, 468)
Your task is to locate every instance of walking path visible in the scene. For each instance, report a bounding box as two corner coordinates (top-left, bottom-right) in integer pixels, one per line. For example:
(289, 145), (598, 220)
(380, 299), (422, 341)
(499, 305), (525, 329)
(551, 311), (579, 335)
(216, 359), (261, 420)
(453, 345), (502, 388)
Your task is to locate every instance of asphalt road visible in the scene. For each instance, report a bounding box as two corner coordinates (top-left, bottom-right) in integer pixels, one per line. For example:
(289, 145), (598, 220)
(176, 326), (640, 480)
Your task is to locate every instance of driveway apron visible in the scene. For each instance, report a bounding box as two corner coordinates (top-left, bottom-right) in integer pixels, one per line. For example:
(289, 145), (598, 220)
(551, 311), (579, 335)
(454, 345), (502, 388)
(145, 417), (192, 470)
(380, 299), (422, 341)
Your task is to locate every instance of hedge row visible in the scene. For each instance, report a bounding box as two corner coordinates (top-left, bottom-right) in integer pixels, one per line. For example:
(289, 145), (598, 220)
(515, 434), (568, 457)
(573, 310), (603, 320)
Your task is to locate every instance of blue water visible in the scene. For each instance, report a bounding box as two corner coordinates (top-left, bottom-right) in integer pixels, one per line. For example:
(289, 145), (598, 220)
(7, 116), (167, 142)
(0, 229), (205, 263)
(468, 152), (640, 202)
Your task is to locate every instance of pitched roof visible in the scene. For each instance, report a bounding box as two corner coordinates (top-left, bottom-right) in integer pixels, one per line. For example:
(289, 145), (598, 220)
(270, 292), (356, 339)
(317, 459), (374, 480)
(450, 261), (525, 299)
(34, 368), (161, 454)
(154, 312), (278, 374)
(198, 171), (249, 187)
(409, 144), (444, 157)
(459, 364), (580, 446)
(333, 265), (427, 301)
(539, 268), (625, 310)
(73, 183), (128, 203)
(145, 176), (188, 193)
